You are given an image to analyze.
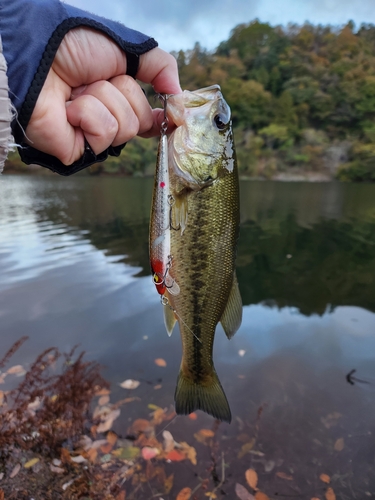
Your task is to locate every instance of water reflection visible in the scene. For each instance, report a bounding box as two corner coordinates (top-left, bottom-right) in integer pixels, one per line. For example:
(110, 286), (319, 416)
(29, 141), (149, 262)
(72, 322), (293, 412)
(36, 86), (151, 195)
(1, 175), (375, 497)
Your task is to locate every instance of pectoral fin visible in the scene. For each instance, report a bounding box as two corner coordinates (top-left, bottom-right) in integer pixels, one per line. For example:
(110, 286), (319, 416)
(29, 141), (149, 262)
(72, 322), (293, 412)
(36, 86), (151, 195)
(220, 273), (242, 339)
(172, 194), (188, 234)
(163, 302), (177, 336)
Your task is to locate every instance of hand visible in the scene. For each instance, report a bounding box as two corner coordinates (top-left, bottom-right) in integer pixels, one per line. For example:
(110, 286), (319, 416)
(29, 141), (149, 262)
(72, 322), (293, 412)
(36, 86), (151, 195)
(25, 27), (181, 165)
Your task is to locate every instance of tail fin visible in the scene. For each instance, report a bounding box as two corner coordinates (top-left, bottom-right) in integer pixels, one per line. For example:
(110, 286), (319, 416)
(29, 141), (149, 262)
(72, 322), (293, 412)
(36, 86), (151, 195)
(174, 369), (231, 423)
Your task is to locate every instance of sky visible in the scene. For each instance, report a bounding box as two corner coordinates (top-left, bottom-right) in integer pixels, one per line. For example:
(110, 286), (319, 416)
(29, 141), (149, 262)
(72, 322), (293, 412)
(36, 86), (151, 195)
(67, 0), (375, 53)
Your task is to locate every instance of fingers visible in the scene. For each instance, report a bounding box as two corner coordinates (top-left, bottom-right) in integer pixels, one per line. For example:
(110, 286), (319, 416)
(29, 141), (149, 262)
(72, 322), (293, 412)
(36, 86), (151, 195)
(26, 72), (155, 164)
(137, 47), (182, 95)
(68, 76), (154, 152)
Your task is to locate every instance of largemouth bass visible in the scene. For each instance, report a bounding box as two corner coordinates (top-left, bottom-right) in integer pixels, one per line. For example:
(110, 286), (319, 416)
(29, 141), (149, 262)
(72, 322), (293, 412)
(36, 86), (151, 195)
(150, 85), (242, 423)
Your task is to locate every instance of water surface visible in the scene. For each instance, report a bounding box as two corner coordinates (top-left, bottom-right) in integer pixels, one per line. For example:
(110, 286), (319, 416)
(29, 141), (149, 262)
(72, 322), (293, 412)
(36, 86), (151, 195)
(0, 176), (375, 498)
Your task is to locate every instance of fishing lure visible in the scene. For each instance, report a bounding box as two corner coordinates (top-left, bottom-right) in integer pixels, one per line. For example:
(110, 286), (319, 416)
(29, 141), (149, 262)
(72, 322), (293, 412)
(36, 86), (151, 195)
(149, 95), (180, 298)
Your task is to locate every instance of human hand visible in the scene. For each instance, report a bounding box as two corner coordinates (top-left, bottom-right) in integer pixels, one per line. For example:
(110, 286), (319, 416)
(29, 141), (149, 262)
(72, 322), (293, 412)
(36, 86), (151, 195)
(25, 27), (181, 165)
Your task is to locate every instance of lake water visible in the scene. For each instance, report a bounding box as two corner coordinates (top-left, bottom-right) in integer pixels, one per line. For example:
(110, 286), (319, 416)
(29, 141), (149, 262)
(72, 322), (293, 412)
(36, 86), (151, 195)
(1, 175), (375, 499)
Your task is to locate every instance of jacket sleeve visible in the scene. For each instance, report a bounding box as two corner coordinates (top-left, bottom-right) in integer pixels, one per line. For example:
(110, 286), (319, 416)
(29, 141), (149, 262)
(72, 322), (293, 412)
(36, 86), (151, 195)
(0, 0), (158, 175)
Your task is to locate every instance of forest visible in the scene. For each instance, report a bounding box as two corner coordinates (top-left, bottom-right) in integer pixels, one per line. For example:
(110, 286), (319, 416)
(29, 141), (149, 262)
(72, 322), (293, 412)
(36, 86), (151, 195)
(6, 19), (375, 181)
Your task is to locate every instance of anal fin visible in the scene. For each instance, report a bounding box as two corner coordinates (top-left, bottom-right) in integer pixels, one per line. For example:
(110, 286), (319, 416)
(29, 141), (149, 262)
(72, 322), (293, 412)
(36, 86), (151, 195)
(220, 272), (242, 339)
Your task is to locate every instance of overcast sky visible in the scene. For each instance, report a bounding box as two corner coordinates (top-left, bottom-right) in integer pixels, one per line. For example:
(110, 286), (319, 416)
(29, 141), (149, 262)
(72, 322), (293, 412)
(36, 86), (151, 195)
(67, 0), (375, 52)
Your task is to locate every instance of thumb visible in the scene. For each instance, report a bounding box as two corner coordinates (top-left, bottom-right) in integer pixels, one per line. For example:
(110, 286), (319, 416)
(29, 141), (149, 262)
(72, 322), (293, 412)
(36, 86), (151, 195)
(137, 48), (182, 95)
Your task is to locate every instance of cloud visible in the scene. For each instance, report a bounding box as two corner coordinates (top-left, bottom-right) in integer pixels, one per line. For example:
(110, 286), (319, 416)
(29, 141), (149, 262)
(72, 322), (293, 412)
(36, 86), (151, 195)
(66, 0), (375, 52)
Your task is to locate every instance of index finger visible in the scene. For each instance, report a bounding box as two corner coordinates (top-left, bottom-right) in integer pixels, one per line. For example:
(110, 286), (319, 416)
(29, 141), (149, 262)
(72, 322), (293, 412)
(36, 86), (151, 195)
(136, 47), (182, 95)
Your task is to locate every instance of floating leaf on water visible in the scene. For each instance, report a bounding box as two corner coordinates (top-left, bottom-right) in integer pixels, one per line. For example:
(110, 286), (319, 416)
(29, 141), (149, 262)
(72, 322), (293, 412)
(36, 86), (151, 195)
(154, 358), (167, 367)
(119, 379), (140, 390)
(52, 459), (62, 467)
(166, 449), (185, 462)
(141, 446), (160, 460)
(264, 460), (275, 472)
(235, 482), (256, 500)
(205, 492), (217, 498)
(276, 472), (293, 480)
(188, 412), (197, 420)
(24, 458), (40, 469)
(98, 395), (110, 406)
(321, 412), (342, 429)
(95, 388), (110, 396)
(238, 439), (256, 459)
(154, 384), (162, 390)
(325, 487), (336, 500)
(62, 480), (74, 491)
(320, 473), (331, 484)
(194, 428), (215, 443)
(255, 492), (270, 500)
(0, 373), (7, 384)
(7, 365), (26, 376)
(130, 418), (151, 433)
(0, 391), (4, 406)
(180, 441), (197, 465)
(162, 430), (175, 452)
(334, 437), (344, 452)
(238, 349), (246, 357)
(164, 473), (174, 494)
(27, 397), (42, 411)
(176, 487), (192, 500)
(97, 409), (121, 433)
(148, 404), (163, 411)
(9, 464), (20, 478)
(245, 469), (258, 490)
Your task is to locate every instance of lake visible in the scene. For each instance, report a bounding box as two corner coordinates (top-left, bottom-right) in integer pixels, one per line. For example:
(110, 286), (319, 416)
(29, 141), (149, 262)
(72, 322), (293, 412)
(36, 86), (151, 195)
(0, 175), (375, 499)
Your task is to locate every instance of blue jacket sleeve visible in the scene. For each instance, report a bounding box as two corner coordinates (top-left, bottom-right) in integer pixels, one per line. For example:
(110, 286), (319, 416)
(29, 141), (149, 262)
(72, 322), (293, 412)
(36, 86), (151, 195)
(0, 0), (158, 175)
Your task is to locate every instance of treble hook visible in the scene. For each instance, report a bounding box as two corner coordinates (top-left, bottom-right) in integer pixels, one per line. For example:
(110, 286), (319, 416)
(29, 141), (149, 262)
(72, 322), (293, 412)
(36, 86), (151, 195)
(158, 93), (170, 136)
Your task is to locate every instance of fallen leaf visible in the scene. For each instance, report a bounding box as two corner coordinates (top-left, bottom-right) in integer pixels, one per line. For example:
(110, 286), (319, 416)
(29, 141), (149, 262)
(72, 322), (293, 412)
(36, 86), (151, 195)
(106, 431), (118, 446)
(50, 464), (65, 474)
(71, 455), (87, 464)
(334, 438), (344, 452)
(162, 430), (175, 452)
(255, 492), (270, 500)
(180, 441), (197, 465)
(176, 487), (192, 500)
(27, 397), (42, 411)
(0, 373), (7, 384)
(100, 443), (113, 454)
(321, 412), (342, 429)
(130, 419), (152, 433)
(194, 428), (215, 443)
(98, 395), (110, 406)
(325, 487), (336, 500)
(0, 391), (3, 406)
(154, 358), (167, 367)
(9, 464), (20, 478)
(164, 473), (174, 494)
(276, 472), (293, 480)
(245, 469), (258, 490)
(119, 379), (140, 390)
(112, 446), (140, 460)
(166, 449), (185, 462)
(154, 384), (162, 390)
(97, 409), (121, 433)
(148, 404), (162, 411)
(238, 439), (256, 459)
(24, 458), (40, 469)
(116, 491), (126, 500)
(7, 365), (25, 375)
(142, 447), (160, 460)
(95, 388), (110, 396)
(188, 412), (198, 420)
(235, 482), (256, 500)
(320, 473), (330, 484)
(205, 493), (217, 498)
(87, 448), (98, 463)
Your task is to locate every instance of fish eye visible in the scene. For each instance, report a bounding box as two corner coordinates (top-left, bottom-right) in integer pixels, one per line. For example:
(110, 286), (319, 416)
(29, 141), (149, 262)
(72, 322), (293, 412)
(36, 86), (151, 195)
(214, 114), (227, 130)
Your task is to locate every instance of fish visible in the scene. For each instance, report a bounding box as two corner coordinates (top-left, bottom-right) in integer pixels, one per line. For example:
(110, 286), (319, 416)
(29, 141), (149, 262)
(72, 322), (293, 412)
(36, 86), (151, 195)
(150, 85), (242, 423)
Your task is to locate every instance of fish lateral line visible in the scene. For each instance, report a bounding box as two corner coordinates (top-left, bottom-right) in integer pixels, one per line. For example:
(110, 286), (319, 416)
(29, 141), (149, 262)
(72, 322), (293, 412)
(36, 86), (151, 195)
(161, 295), (202, 344)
